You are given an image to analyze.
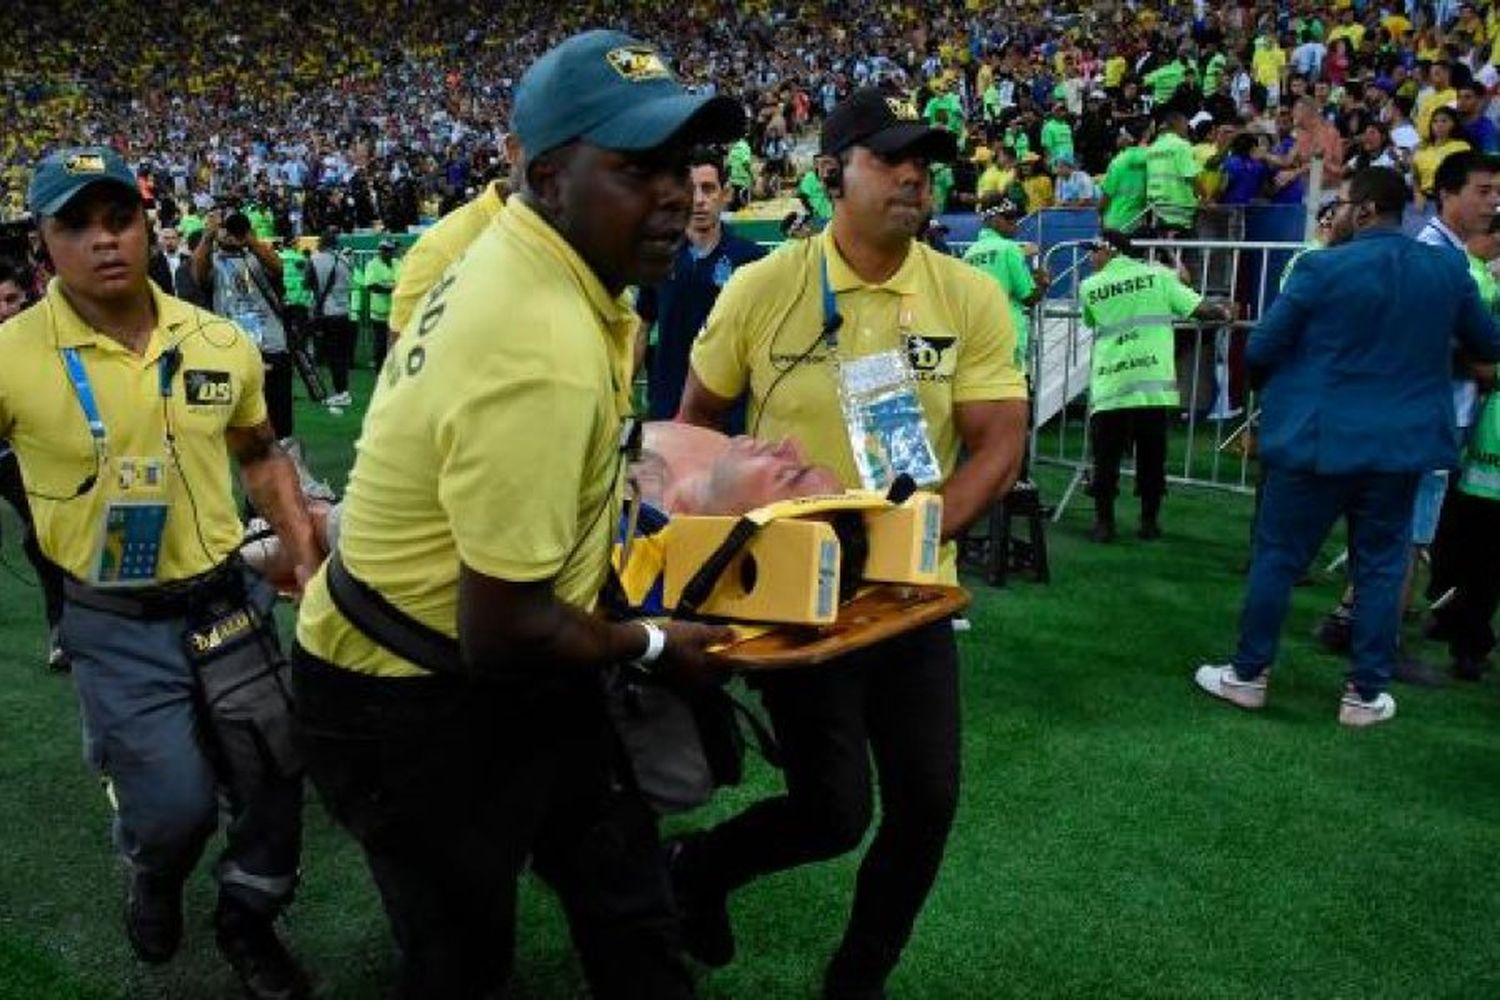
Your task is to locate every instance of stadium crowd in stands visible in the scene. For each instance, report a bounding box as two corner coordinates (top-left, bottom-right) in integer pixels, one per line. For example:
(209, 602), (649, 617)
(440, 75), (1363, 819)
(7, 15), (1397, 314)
(5, 0), (1500, 235)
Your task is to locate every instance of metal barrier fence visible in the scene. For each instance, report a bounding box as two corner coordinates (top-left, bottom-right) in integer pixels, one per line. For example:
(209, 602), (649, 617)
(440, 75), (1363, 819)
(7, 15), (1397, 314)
(1028, 236), (1307, 519)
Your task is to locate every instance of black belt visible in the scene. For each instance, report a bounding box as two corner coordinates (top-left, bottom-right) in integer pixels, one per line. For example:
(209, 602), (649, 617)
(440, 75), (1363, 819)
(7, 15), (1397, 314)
(64, 561), (243, 621)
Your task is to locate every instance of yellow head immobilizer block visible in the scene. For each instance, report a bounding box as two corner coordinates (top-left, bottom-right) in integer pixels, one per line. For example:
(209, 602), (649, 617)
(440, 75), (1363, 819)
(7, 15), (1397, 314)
(659, 491), (943, 625)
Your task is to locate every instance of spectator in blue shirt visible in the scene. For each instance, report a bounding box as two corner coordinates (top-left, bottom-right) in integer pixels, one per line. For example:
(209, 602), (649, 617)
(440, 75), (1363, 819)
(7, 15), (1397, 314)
(1220, 132), (1270, 205)
(1457, 80), (1500, 154)
(637, 150), (767, 426)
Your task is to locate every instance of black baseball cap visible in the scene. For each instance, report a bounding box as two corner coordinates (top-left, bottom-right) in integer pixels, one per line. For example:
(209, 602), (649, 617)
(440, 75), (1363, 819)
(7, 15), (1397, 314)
(820, 89), (959, 162)
(977, 193), (1024, 220)
(1089, 229), (1136, 256)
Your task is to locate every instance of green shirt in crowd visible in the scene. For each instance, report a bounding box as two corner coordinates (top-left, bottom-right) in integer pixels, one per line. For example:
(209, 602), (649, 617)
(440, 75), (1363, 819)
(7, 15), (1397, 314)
(798, 169), (834, 222)
(1144, 132), (1200, 229)
(1099, 146), (1149, 233)
(1143, 59), (1186, 105)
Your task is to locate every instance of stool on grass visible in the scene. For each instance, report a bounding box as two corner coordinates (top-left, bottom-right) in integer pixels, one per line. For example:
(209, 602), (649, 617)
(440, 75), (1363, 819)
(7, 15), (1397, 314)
(960, 479), (1051, 586)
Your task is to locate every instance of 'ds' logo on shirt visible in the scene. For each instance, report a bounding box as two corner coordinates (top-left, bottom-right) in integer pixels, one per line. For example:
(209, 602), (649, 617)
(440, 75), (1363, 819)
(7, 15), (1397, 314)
(184, 370), (234, 405)
(904, 334), (958, 381)
(607, 47), (672, 83)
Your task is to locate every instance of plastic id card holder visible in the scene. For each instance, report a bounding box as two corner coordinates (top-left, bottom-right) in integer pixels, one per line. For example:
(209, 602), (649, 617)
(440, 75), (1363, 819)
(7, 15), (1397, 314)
(89, 500), (169, 587)
(837, 349), (942, 490)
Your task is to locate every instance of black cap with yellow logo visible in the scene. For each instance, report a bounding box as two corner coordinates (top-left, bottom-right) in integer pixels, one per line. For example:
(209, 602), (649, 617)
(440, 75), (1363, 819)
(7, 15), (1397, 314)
(820, 89), (959, 162)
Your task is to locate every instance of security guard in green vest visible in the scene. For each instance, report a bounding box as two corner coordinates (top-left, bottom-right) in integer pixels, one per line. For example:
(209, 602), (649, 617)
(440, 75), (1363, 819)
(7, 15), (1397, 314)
(1078, 230), (1230, 540)
(362, 238), (400, 373)
(962, 193), (1048, 370)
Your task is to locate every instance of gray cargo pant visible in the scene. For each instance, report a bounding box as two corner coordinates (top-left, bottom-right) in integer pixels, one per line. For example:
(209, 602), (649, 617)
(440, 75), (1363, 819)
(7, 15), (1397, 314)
(60, 565), (302, 915)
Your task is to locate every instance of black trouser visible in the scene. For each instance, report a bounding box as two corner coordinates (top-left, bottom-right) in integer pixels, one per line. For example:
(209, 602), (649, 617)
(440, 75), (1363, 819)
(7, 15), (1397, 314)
(317, 315), (357, 394)
(263, 351), (295, 439)
(292, 648), (690, 1000)
(0, 449), (64, 629)
(283, 304), (310, 354)
(1090, 406), (1170, 523)
(675, 621), (960, 992)
(370, 318), (390, 374)
(1429, 489), (1500, 662)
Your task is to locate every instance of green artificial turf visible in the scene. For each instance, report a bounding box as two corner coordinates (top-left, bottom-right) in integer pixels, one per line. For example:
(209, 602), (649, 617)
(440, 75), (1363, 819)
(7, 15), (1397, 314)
(2, 371), (1498, 999)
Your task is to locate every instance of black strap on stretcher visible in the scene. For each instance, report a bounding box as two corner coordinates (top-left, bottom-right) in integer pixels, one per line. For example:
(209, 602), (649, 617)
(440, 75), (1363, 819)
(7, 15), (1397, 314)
(674, 473), (917, 618)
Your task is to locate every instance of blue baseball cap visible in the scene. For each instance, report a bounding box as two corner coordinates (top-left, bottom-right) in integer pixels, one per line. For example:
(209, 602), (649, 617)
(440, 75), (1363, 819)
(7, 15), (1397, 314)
(28, 146), (140, 217)
(512, 30), (745, 159)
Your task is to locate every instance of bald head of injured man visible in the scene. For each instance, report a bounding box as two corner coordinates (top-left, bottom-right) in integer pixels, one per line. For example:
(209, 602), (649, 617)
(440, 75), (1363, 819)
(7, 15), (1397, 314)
(245, 423), (844, 589)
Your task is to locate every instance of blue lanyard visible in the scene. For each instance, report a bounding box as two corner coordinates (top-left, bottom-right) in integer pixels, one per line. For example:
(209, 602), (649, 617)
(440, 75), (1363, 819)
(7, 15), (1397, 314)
(60, 347), (179, 456)
(820, 254), (843, 345)
(61, 348), (107, 450)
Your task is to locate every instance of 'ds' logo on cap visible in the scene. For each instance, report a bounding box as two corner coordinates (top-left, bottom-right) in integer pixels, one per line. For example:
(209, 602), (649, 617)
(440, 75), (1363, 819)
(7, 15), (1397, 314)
(606, 47), (672, 83)
(885, 98), (919, 121)
(64, 153), (107, 175)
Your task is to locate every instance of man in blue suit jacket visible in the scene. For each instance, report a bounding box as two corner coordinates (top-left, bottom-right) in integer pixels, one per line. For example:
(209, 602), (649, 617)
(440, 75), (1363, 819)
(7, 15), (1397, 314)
(1196, 167), (1500, 727)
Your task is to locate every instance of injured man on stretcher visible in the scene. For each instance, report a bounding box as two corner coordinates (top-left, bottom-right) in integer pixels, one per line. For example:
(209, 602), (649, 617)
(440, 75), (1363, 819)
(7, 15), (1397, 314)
(245, 422), (845, 593)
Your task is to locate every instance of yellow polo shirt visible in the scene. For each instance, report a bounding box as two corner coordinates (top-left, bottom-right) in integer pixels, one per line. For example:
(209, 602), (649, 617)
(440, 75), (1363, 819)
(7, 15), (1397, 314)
(296, 197), (636, 678)
(388, 181), (506, 335)
(0, 281), (266, 582)
(1416, 88), (1458, 142)
(689, 229), (1027, 581)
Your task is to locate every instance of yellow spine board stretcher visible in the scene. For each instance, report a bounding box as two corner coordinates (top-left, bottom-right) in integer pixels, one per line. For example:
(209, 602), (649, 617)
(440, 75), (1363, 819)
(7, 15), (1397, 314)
(612, 490), (968, 667)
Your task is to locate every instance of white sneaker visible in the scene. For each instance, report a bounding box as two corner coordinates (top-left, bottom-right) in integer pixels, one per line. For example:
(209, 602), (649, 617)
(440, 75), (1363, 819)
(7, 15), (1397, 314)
(326, 406), (344, 416)
(1338, 689), (1397, 728)
(1193, 664), (1268, 710)
(326, 391), (352, 407)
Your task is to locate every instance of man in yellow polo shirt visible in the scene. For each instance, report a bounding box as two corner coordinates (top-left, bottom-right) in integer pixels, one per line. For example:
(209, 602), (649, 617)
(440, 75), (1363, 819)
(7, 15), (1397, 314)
(387, 175), (506, 336)
(0, 147), (317, 999)
(292, 31), (739, 1000)
(675, 88), (1028, 999)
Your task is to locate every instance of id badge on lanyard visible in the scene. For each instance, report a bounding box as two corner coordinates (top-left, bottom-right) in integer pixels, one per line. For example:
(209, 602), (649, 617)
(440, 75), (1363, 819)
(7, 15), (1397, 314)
(822, 260), (942, 489)
(234, 309), (267, 349)
(63, 348), (172, 587)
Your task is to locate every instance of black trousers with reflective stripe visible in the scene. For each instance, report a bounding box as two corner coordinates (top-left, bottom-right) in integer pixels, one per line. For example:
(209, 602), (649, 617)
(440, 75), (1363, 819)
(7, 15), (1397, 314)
(292, 647), (691, 1000)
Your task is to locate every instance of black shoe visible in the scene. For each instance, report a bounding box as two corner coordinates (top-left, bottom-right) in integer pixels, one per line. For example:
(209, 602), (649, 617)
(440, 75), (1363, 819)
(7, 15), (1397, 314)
(1312, 607), (1353, 656)
(125, 870), (183, 965)
(1088, 521), (1116, 543)
(47, 627), (71, 672)
(1452, 656), (1492, 682)
(665, 839), (734, 968)
(1393, 655), (1448, 689)
(823, 951), (891, 1000)
(1137, 519), (1162, 540)
(215, 901), (310, 1000)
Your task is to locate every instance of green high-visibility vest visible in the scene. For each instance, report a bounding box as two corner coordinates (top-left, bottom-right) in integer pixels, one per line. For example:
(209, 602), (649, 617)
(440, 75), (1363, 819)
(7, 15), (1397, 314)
(1078, 255), (1203, 412)
(278, 249), (313, 308)
(363, 256), (400, 322)
(1460, 395), (1500, 501)
(1468, 252), (1498, 312)
(1459, 255), (1500, 500)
